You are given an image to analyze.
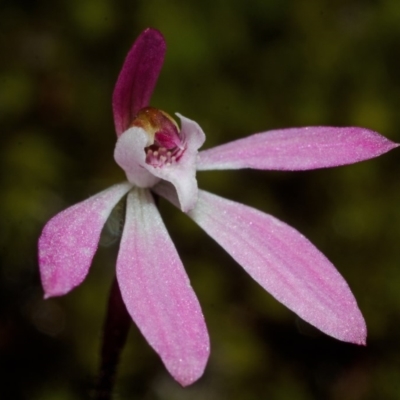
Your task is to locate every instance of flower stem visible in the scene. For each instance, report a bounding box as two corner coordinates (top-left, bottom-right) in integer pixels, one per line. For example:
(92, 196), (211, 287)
(93, 277), (131, 399)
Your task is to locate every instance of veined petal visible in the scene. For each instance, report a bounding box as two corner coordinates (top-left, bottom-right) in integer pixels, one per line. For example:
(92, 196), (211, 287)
(38, 182), (133, 298)
(116, 188), (209, 386)
(197, 127), (398, 171)
(187, 190), (367, 345)
(112, 28), (166, 136)
(145, 114), (205, 212)
(114, 126), (160, 188)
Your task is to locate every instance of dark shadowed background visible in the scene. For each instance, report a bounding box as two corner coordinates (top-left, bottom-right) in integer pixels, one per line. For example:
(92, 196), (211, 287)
(1, 0), (400, 399)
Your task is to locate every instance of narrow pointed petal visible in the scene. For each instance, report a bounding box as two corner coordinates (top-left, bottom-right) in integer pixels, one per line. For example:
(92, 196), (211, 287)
(112, 28), (166, 136)
(116, 188), (209, 386)
(39, 182), (133, 298)
(187, 190), (366, 345)
(197, 127), (398, 171)
(146, 114), (205, 212)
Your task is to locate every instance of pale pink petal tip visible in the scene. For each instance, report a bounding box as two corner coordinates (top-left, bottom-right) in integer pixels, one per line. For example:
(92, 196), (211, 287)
(187, 190), (367, 345)
(116, 188), (209, 385)
(112, 28), (166, 136)
(197, 126), (398, 171)
(38, 183), (132, 298)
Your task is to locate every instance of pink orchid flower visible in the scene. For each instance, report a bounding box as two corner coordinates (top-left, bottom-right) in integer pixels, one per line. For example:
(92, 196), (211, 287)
(38, 28), (398, 386)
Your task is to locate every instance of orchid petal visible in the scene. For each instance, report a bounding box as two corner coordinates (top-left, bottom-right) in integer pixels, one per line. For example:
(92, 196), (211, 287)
(114, 126), (160, 188)
(145, 114), (205, 212)
(187, 190), (367, 345)
(38, 182), (133, 298)
(116, 188), (209, 386)
(112, 28), (166, 136)
(197, 127), (398, 171)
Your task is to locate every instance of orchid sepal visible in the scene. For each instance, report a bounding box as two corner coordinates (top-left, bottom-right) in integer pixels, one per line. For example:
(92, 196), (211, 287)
(112, 28), (166, 136)
(39, 182), (133, 298)
(116, 188), (210, 386)
(197, 126), (398, 171)
(187, 190), (367, 345)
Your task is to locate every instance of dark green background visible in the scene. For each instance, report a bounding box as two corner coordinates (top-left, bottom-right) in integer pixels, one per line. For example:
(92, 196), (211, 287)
(1, 0), (400, 399)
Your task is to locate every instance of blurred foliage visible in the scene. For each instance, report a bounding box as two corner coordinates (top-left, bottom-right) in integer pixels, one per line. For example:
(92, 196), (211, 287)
(1, 0), (400, 399)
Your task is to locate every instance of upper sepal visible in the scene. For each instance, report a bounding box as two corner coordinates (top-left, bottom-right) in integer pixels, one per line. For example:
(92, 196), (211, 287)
(112, 28), (166, 136)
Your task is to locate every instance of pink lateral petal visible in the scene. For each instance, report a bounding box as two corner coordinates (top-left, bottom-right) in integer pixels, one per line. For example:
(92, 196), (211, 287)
(38, 182), (132, 298)
(116, 188), (209, 386)
(197, 127), (398, 171)
(112, 28), (166, 136)
(187, 190), (367, 345)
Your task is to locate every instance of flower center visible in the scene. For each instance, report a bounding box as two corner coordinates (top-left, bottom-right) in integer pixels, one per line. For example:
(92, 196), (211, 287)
(130, 107), (185, 167)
